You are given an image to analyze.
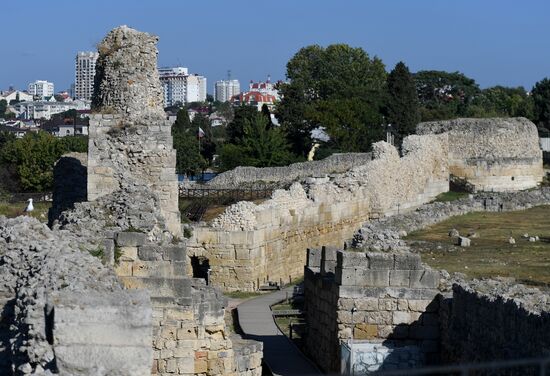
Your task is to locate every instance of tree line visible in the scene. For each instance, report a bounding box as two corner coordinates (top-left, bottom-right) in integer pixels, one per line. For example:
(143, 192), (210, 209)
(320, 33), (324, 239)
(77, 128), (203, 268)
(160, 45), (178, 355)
(173, 44), (550, 177)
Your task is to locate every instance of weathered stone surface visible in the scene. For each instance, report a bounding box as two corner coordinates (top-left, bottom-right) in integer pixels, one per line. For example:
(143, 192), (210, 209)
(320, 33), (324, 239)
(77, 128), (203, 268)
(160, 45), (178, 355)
(91, 25), (165, 121)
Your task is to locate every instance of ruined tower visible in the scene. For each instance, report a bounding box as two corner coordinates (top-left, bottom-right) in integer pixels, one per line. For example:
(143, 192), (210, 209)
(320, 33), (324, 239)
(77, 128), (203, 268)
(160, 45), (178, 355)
(87, 25), (181, 236)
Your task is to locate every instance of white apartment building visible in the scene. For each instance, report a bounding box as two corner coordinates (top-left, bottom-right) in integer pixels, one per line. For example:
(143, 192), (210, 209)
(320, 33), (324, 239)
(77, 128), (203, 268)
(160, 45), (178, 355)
(12, 100), (91, 120)
(214, 80), (240, 102)
(158, 67), (207, 106)
(27, 80), (54, 99)
(75, 51), (99, 100)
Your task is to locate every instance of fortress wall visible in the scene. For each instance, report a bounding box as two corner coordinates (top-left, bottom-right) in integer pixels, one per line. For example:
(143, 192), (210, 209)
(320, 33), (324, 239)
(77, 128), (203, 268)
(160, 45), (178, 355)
(87, 114), (181, 236)
(188, 135), (450, 291)
(304, 248), (442, 373)
(417, 117), (544, 192)
(440, 280), (550, 366)
(206, 152), (373, 188)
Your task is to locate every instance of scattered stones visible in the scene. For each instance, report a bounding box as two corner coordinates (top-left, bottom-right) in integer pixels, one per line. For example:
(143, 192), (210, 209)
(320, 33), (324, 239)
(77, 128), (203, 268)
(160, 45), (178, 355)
(457, 236), (471, 247)
(448, 229), (460, 237)
(508, 237), (516, 245)
(467, 231), (479, 238)
(529, 237), (537, 242)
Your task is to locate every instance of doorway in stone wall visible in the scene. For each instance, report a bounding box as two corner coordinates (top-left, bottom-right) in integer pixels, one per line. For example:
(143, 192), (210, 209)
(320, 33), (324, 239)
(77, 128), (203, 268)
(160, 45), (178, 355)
(191, 256), (211, 283)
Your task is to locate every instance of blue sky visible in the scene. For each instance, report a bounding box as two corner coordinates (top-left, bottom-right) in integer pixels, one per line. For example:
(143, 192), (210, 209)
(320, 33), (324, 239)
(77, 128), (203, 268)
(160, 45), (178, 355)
(1, 0), (549, 93)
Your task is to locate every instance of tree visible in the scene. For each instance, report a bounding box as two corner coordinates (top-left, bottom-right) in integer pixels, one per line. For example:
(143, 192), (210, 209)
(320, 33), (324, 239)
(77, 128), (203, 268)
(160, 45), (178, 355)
(276, 44), (387, 156)
(0, 132), (87, 192)
(171, 109), (206, 176)
(192, 112), (216, 162)
(0, 99), (7, 117)
(386, 62), (420, 142)
(226, 105), (257, 143)
(308, 98), (383, 152)
(219, 113), (295, 171)
(413, 70), (480, 121)
(469, 86), (533, 119)
(531, 78), (550, 129)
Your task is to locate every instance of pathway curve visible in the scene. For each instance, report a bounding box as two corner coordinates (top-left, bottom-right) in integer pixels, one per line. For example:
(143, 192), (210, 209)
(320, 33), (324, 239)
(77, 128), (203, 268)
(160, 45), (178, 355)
(237, 287), (321, 376)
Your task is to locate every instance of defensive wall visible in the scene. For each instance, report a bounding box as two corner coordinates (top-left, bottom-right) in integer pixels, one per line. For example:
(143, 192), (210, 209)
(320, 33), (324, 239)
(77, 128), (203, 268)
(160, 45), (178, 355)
(417, 117), (544, 192)
(206, 152), (373, 188)
(187, 135), (450, 291)
(303, 188), (550, 374)
(304, 249), (550, 374)
(190, 117), (545, 292)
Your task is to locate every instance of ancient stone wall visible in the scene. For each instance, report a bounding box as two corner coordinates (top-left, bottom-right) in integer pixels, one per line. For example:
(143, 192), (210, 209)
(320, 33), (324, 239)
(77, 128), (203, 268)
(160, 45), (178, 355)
(304, 248), (443, 373)
(188, 136), (450, 291)
(91, 25), (165, 121)
(87, 25), (181, 236)
(417, 117), (544, 192)
(206, 152), (373, 188)
(440, 279), (550, 366)
(0, 216), (152, 375)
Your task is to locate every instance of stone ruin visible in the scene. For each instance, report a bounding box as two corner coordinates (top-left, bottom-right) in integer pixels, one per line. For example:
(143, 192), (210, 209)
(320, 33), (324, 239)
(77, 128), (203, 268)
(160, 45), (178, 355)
(187, 117), (545, 292)
(304, 188), (550, 373)
(0, 26), (263, 376)
(88, 25), (181, 236)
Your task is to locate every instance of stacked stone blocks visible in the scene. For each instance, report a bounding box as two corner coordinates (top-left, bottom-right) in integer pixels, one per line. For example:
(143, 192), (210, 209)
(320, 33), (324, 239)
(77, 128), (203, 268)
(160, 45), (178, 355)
(304, 247), (441, 372)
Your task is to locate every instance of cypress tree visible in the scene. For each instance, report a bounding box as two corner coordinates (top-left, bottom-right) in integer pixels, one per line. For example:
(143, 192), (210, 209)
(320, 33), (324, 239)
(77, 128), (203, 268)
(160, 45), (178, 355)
(386, 62), (421, 143)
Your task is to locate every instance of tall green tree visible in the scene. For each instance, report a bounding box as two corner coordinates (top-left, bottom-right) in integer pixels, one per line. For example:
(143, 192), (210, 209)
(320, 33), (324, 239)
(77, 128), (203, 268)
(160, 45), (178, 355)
(386, 62), (421, 142)
(469, 86), (533, 119)
(171, 109), (206, 176)
(226, 105), (257, 143)
(413, 70), (480, 121)
(0, 132), (86, 191)
(0, 99), (7, 117)
(219, 113), (295, 171)
(276, 44), (387, 156)
(531, 78), (550, 129)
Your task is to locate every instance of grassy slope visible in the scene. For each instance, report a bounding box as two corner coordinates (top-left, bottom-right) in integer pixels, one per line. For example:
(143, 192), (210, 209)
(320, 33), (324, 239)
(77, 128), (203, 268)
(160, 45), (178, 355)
(0, 201), (51, 223)
(406, 205), (550, 287)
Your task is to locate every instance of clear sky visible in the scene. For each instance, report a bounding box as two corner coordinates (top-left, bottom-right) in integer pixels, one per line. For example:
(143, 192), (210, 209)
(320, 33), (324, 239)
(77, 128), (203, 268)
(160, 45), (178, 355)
(1, 0), (549, 94)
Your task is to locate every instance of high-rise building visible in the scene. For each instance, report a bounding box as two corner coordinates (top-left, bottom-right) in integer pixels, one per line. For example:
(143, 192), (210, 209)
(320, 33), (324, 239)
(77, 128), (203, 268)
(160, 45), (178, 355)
(158, 67), (207, 106)
(27, 80), (54, 99)
(75, 51), (99, 100)
(214, 80), (240, 102)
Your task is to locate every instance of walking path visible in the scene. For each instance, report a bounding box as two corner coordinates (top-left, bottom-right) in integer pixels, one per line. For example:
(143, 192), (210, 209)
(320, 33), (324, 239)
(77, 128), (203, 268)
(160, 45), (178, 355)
(237, 287), (321, 376)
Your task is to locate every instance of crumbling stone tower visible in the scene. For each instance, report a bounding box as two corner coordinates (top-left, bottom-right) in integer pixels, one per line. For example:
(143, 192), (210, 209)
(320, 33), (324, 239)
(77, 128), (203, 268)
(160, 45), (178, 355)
(87, 25), (181, 236)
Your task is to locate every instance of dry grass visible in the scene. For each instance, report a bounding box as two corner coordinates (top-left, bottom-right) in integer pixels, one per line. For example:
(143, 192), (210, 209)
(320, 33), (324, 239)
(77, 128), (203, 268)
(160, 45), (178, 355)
(0, 201), (51, 223)
(406, 205), (550, 287)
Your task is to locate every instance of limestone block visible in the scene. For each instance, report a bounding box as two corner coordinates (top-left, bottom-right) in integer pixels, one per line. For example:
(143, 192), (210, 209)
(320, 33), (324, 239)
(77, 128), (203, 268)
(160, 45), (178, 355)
(119, 246), (138, 261)
(335, 267), (356, 286)
(355, 297), (379, 311)
(394, 253), (421, 270)
(163, 246), (187, 262)
(306, 248), (322, 268)
(115, 260), (133, 276)
(354, 323), (378, 339)
(366, 252), (394, 270)
(392, 311), (414, 325)
(389, 270), (411, 287)
(356, 270), (389, 287)
(410, 270), (439, 289)
(138, 245), (163, 261)
(337, 250), (369, 269)
(378, 298), (397, 311)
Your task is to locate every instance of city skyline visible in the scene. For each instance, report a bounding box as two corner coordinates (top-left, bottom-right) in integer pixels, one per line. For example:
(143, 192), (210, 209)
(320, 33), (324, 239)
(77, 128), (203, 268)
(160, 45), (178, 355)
(1, 0), (550, 94)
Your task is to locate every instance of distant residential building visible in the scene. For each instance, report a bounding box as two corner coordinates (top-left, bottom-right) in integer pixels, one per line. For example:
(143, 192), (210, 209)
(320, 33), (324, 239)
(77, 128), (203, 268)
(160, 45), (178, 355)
(229, 76), (280, 110)
(43, 121), (88, 137)
(12, 99), (91, 120)
(187, 74), (207, 103)
(75, 51), (98, 100)
(68, 83), (76, 99)
(28, 80), (55, 99)
(248, 76), (281, 100)
(230, 91), (277, 111)
(158, 67), (207, 106)
(214, 80), (240, 102)
(209, 112), (230, 127)
(0, 90), (33, 104)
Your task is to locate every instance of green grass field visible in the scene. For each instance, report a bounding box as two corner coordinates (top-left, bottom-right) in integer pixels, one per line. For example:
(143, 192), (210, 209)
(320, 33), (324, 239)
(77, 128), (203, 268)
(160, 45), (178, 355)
(406, 205), (550, 287)
(0, 201), (51, 223)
